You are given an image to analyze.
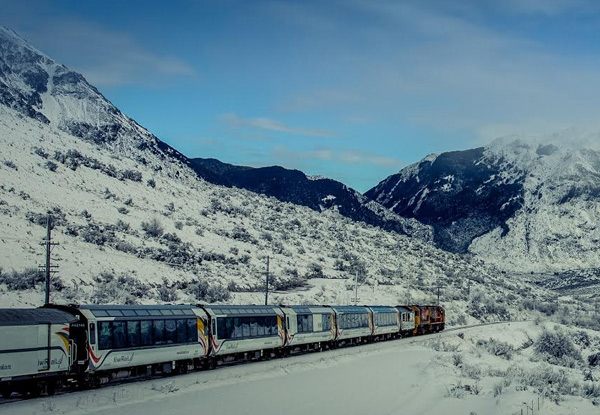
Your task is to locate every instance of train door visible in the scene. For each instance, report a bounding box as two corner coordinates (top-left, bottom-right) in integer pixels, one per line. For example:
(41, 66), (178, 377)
(37, 323), (50, 371)
(69, 321), (89, 373)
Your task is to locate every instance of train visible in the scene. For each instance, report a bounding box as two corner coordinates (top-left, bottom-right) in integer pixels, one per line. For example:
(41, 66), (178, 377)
(0, 303), (445, 398)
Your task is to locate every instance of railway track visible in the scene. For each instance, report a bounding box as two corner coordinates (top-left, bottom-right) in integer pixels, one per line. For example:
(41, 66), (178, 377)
(0, 319), (523, 406)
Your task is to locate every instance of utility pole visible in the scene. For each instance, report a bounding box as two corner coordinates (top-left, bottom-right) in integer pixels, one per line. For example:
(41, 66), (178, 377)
(264, 256), (270, 306)
(40, 215), (58, 305)
(354, 270), (359, 306)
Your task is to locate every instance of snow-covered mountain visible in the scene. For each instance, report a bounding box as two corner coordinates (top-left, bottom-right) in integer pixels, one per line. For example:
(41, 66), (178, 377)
(0, 26), (190, 180)
(366, 135), (600, 272)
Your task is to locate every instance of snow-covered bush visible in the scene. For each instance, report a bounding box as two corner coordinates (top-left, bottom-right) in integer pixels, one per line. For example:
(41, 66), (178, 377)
(157, 279), (178, 302)
(534, 328), (582, 367)
(476, 338), (514, 360)
(33, 147), (49, 158)
(3, 160), (17, 170)
(141, 218), (164, 238)
(45, 160), (58, 171)
(182, 279), (231, 302)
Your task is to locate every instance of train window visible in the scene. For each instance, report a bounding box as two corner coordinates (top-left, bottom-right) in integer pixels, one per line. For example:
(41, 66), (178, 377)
(256, 317), (265, 336)
(231, 318), (241, 338)
(153, 320), (165, 345)
(322, 315), (331, 332)
(172, 310), (184, 315)
(127, 321), (141, 347)
(165, 320), (177, 344)
(149, 310), (161, 316)
(136, 310), (150, 316)
(176, 319), (187, 343)
(98, 321), (112, 350)
(217, 317), (226, 339)
(188, 319), (198, 342)
(241, 319), (250, 337)
(249, 318), (258, 337)
(141, 320), (153, 346)
(113, 321), (126, 349)
(108, 310), (123, 317)
(89, 322), (96, 345)
(161, 310), (174, 316)
(122, 310), (137, 317)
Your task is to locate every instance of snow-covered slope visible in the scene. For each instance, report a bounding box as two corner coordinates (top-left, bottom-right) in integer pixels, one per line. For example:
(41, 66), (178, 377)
(0, 102), (538, 315)
(0, 25), (191, 181)
(366, 135), (600, 272)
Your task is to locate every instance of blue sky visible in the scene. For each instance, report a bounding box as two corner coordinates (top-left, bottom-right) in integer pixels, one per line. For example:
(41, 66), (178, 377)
(2, 0), (600, 191)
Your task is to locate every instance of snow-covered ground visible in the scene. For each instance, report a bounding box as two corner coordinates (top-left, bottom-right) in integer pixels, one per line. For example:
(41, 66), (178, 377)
(2, 321), (598, 415)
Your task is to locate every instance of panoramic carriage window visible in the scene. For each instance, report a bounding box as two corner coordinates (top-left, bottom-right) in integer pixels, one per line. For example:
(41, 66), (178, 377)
(297, 315), (313, 333)
(153, 320), (166, 345)
(112, 321), (127, 349)
(141, 320), (153, 346)
(127, 321), (141, 347)
(322, 314), (331, 331)
(188, 318), (199, 342)
(165, 319), (177, 344)
(216, 316), (278, 340)
(176, 319), (187, 343)
(98, 321), (113, 350)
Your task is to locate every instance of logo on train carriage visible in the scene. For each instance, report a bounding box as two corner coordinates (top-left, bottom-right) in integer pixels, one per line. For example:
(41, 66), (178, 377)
(88, 345), (103, 368)
(210, 334), (221, 354)
(0, 364), (12, 371)
(198, 319), (208, 355)
(113, 353), (134, 363)
(56, 326), (70, 354)
(38, 355), (64, 369)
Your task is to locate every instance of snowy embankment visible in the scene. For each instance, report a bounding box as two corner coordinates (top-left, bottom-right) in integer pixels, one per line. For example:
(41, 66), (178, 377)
(3, 321), (598, 415)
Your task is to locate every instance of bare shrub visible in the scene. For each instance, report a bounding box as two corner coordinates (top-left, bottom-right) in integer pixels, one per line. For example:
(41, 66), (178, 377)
(476, 338), (514, 360)
(535, 328), (582, 367)
(141, 218), (164, 238)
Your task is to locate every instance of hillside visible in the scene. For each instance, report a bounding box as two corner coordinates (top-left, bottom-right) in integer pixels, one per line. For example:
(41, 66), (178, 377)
(189, 157), (431, 240)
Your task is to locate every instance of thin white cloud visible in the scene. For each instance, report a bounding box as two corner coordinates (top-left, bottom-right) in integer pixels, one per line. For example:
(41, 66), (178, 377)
(271, 146), (333, 161)
(271, 146), (401, 167)
(221, 113), (334, 138)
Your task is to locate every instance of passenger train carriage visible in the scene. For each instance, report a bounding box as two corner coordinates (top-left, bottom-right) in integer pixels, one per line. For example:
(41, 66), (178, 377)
(0, 308), (78, 397)
(207, 305), (284, 360)
(280, 305), (335, 351)
(0, 303), (444, 397)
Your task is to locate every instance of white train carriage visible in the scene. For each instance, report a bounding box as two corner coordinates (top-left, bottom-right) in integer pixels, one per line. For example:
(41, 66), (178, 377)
(396, 306), (416, 335)
(80, 305), (209, 378)
(280, 305), (335, 351)
(204, 305), (285, 360)
(0, 308), (77, 397)
(331, 306), (372, 345)
(368, 306), (400, 340)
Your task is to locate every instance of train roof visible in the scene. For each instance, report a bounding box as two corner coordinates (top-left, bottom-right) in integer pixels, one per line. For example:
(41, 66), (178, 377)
(0, 308), (77, 326)
(201, 304), (282, 316)
(330, 305), (370, 313)
(367, 306), (398, 312)
(78, 304), (198, 318)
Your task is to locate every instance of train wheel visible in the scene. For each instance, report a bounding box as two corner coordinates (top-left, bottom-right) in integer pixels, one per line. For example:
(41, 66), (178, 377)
(1, 389), (11, 399)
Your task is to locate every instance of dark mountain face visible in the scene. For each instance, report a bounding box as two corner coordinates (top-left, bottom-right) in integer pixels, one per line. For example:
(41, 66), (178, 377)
(189, 158), (432, 240)
(365, 148), (525, 252)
